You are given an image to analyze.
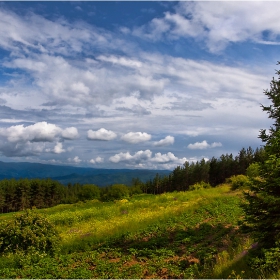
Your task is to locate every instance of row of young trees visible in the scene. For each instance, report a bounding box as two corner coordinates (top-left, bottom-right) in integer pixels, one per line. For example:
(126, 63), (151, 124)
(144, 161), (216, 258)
(0, 179), (65, 213)
(140, 146), (265, 195)
(0, 178), (143, 213)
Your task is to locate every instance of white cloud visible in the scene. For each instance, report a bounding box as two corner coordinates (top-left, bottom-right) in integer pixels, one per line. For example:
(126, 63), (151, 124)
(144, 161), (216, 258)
(109, 149), (187, 168)
(211, 142), (223, 148)
(0, 122), (79, 143)
(154, 135), (174, 147)
(61, 127), (79, 140)
(151, 152), (187, 164)
(109, 150), (152, 163)
(0, 122), (61, 143)
(97, 55), (142, 68)
(0, 8), (112, 56)
(68, 156), (82, 164)
(121, 132), (151, 144)
(53, 142), (66, 154)
(89, 156), (104, 164)
(132, 17), (170, 41)
(187, 140), (222, 150)
(95, 156), (104, 163)
(133, 2), (280, 52)
(87, 128), (117, 141)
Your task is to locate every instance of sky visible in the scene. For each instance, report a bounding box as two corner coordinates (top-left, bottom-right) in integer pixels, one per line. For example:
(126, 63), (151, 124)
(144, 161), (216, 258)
(0, 1), (279, 170)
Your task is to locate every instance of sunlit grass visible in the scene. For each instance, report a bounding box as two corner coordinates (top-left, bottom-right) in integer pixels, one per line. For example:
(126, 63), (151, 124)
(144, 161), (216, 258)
(51, 184), (239, 252)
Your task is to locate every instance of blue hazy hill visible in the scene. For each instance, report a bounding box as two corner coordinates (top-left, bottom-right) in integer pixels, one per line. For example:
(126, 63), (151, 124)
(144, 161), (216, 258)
(0, 161), (171, 186)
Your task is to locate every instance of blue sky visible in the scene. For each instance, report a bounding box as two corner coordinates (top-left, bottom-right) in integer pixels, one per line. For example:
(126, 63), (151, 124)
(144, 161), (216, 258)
(0, 1), (279, 169)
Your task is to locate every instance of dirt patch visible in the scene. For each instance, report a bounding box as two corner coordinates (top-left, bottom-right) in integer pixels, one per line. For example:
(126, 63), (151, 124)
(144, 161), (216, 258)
(109, 258), (121, 263)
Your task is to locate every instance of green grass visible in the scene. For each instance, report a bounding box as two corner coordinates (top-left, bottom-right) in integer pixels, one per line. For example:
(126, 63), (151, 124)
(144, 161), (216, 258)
(0, 184), (278, 278)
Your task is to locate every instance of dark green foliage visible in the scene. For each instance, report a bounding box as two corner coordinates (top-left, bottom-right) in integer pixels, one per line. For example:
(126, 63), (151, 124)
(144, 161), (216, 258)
(129, 185), (143, 196)
(243, 62), (280, 246)
(226, 175), (251, 190)
(0, 210), (60, 255)
(0, 178), (66, 213)
(249, 243), (280, 275)
(101, 184), (130, 201)
(78, 184), (100, 201)
(246, 162), (260, 178)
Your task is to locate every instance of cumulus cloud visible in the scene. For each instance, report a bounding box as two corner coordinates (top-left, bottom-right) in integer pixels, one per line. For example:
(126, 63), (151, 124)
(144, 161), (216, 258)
(53, 142), (66, 154)
(0, 122), (78, 157)
(89, 156), (104, 164)
(0, 122), (79, 143)
(0, 122), (61, 143)
(154, 136), (174, 147)
(121, 132), (151, 144)
(87, 128), (117, 141)
(151, 152), (187, 164)
(68, 156), (82, 164)
(109, 150), (152, 163)
(61, 127), (79, 140)
(187, 140), (222, 150)
(109, 149), (187, 168)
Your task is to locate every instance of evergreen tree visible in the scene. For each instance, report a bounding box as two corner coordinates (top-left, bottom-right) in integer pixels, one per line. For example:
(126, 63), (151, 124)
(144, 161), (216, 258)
(243, 62), (280, 246)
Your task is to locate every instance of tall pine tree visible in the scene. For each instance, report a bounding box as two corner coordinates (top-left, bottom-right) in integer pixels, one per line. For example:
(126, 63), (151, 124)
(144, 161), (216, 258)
(243, 62), (280, 246)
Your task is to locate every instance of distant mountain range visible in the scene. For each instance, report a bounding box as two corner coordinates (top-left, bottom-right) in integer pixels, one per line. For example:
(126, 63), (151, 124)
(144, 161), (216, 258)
(0, 161), (171, 187)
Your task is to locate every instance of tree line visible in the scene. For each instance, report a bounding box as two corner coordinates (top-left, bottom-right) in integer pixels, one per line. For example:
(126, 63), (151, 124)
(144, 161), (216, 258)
(140, 146), (266, 195)
(0, 177), (142, 213)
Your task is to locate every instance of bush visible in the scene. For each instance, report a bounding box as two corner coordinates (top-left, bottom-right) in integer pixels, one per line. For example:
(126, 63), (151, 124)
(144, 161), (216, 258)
(226, 175), (251, 190)
(78, 184), (100, 201)
(101, 184), (130, 201)
(129, 185), (143, 196)
(250, 244), (280, 275)
(246, 163), (260, 178)
(189, 181), (211, 191)
(0, 210), (60, 256)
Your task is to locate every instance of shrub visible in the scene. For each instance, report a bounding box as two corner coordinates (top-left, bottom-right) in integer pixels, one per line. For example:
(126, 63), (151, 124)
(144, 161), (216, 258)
(0, 210), (60, 256)
(226, 175), (251, 190)
(101, 184), (130, 201)
(249, 243), (280, 275)
(246, 163), (260, 178)
(189, 181), (211, 191)
(78, 184), (100, 201)
(129, 185), (143, 196)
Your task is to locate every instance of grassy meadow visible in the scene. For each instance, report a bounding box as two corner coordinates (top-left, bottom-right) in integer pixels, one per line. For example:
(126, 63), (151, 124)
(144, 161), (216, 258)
(0, 184), (278, 279)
